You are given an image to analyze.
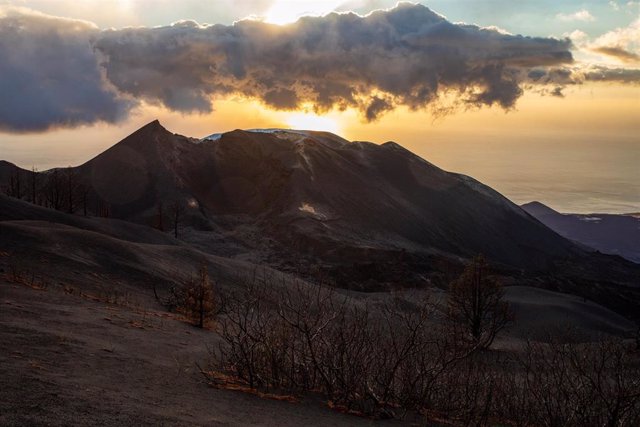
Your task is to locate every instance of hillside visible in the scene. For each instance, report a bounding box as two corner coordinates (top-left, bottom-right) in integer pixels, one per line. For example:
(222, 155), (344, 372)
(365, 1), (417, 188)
(522, 201), (640, 264)
(1, 160), (638, 425)
(1, 197), (635, 425)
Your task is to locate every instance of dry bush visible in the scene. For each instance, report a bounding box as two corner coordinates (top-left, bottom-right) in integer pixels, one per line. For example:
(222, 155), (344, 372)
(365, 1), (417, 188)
(154, 264), (221, 328)
(502, 337), (640, 427)
(7, 256), (28, 283)
(212, 274), (477, 419)
(182, 265), (216, 328)
(216, 274), (281, 388)
(209, 272), (640, 425)
(5, 254), (45, 290)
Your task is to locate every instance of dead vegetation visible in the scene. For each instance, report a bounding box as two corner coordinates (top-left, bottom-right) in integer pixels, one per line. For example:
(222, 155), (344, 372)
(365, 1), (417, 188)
(5, 255), (48, 291)
(2, 245), (638, 425)
(204, 270), (640, 425)
(153, 264), (222, 328)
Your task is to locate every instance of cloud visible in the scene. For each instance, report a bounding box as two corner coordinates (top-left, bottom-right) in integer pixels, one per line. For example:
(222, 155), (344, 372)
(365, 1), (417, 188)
(591, 46), (639, 62)
(93, 3), (574, 122)
(592, 17), (640, 53)
(565, 29), (589, 46)
(573, 17), (640, 65)
(523, 64), (640, 87)
(583, 66), (640, 83)
(0, 7), (133, 132)
(1, 2), (612, 131)
(556, 9), (596, 22)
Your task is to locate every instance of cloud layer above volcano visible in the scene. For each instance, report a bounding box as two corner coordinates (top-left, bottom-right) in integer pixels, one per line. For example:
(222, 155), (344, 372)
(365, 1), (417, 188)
(0, 8), (132, 132)
(0, 3), (632, 132)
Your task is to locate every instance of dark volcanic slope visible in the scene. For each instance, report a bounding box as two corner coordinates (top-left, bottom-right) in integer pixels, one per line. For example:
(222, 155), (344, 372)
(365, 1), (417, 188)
(68, 121), (579, 272)
(0, 160), (21, 182)
(0, 194), (177, 246)
(0, 195), (287, 299)
(522, 201), (640, 264)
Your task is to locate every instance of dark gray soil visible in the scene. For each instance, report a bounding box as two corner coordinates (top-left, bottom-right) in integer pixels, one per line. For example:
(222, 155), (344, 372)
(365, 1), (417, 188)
(0, 282), (395, 426)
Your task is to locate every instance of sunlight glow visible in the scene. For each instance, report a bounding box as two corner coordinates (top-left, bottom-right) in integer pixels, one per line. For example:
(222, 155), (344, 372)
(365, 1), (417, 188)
(116, 0), (133, 11)
(284, 111), (341, 133)
(263, 0), (343, 25)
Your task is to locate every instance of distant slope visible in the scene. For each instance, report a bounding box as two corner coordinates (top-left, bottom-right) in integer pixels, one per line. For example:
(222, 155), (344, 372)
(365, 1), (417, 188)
(504, 286), (634, 339)
(522, 201), (640, 264)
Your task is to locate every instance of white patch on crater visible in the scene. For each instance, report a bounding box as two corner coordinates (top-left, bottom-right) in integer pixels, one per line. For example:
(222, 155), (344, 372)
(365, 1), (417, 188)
(298, 202), (329, 220)
(299, 202), (316, 214)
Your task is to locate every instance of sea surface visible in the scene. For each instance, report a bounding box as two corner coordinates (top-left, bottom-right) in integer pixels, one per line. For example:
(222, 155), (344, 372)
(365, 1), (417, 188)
(416, 137), (640, 214)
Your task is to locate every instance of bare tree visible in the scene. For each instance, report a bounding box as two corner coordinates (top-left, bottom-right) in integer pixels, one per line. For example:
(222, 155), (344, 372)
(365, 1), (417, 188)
(154, 201), (165, 231)
(77, 181), (90, 216)
(96, 199), (110, 218)
(29, 166), (38, 204)
(64, 167), (79, 214)
(7, 168), (22, 199)
(43, 169), (64, 210)
(447, 255), (512, 349)
(169, 200), (186, 238)
(182, 265), (215, 328)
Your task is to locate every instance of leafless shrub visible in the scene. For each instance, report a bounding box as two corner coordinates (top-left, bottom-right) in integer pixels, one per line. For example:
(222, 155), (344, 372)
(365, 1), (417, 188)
(209, 272), (640, 425)
(211, 274), (478, 418)
(169, 199), (186, 239)
(182, 265), (216, 328)
(503, 337), (640, 427)
(155, 264), (221, 328)
(216, 273), (283, 389)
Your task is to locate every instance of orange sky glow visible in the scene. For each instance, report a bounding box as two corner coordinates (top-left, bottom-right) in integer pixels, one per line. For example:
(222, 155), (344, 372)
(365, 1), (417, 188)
(2, 81), (637, 213)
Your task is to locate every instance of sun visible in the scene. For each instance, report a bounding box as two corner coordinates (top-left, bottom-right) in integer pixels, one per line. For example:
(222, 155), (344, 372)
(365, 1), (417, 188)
(263, 0), (344, 25)
(284, 112), (341, 134)
(116, 0), (134, 10)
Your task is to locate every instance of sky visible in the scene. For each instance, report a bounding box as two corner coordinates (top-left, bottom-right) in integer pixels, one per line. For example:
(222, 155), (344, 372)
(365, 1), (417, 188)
(0, 0), (638, 213)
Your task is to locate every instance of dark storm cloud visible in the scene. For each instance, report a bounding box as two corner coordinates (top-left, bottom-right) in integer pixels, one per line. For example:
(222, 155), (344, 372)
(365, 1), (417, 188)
(0, 8), (133, 132)
(365, 96), (394, 121)
(524, 67), (575, 86)
(0, 3), (588, 131)
(263, 88), (300, 109)
(93, 3), (574, 121)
